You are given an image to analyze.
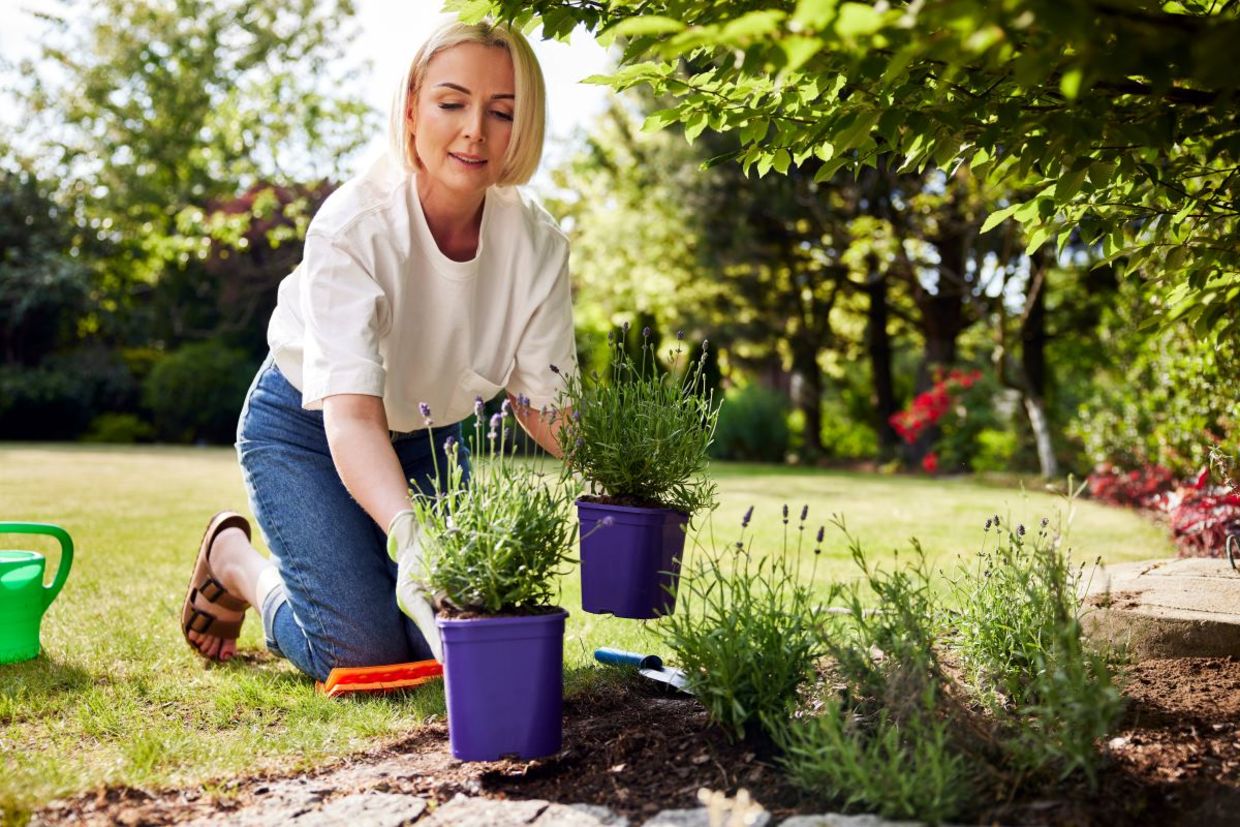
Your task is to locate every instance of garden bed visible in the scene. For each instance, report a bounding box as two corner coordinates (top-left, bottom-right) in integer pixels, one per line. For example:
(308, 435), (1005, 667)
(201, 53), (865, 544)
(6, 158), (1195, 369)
(33, 657), (1240, 826)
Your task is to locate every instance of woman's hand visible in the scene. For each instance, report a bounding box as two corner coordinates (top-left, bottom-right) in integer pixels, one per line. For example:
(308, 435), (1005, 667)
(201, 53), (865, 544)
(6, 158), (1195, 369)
(322, 394), (411, 531)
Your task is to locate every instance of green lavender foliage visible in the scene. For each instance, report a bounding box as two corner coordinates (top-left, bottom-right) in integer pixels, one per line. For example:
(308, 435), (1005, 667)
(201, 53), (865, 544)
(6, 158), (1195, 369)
(411, 402), (575, 613)
(773, 520), (969, 823)
(555, 328), (721, 518)
(659, 505), (826, 741)
(947, 513), (1124, 784)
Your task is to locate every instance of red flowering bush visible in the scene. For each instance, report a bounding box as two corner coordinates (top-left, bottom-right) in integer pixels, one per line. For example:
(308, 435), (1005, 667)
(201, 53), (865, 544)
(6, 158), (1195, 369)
(889, 369), (982, 446)
(889, 369), (983, 472)
(1169, 468), (1240, 558)
(1085, 463), (1176, 510)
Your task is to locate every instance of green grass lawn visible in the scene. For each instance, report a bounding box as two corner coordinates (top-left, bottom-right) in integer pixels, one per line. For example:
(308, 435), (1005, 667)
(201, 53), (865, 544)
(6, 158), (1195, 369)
(0, 443), (1173, 818)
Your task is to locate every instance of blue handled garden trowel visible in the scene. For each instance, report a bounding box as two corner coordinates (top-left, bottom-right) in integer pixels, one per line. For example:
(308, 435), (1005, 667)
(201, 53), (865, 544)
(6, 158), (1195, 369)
(594, 647), (692, 695)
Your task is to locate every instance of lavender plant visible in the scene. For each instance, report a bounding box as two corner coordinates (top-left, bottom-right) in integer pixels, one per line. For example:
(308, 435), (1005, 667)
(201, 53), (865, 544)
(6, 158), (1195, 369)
(554, 326), (721, 518)
(658, 504), (827, 741)
(772, 519), (969, 823)
(946, 513), (1123, 784)
(410, 398), (576, 614)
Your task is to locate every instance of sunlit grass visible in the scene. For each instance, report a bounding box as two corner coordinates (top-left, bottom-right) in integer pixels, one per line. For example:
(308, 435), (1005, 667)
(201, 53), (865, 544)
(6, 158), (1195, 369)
(0, 444), (1172, 815)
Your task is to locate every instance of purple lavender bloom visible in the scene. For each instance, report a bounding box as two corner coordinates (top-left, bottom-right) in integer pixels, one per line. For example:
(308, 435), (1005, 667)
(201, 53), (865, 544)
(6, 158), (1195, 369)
(742, 505), (753, 528)
(490, 412), (504, 428)
(782, 503), (789, 524)
(418, 402), (431, 419)
(575, 436), (584, 448)
(571, 408), (581, 421)
(676, 329), (684, 340)
(816, 526), (825, 543)
(550, 363), (561, 374)
(444, 435), (457, 451)
(622, 320), (630, 335)
(474, 395), (484, 416)
(642, 326), (651, 338)
(501, 397), (511, 416)
(800, 504), (809, 522)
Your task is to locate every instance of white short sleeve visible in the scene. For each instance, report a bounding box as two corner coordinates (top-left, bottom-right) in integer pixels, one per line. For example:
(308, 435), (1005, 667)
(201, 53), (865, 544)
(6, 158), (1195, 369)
(506, 245), (577, 409)
(298, 231), (389, 408)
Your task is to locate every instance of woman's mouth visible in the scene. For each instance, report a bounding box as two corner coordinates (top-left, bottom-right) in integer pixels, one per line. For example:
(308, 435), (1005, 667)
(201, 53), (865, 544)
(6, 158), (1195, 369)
(449, 152), (486, 168)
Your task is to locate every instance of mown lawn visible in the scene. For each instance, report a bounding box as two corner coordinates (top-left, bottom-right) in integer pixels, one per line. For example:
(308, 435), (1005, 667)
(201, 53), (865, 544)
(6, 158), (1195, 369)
(0, 443), (1173, 818)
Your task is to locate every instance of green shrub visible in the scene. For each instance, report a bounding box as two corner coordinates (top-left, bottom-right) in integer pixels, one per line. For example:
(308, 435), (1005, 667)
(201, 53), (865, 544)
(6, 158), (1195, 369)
(971, 427), (1019, 473)
(709, 383), (790, 463)
(142, 341), (256, 444)
(659, 505), (826, 740)
(82, 413), (155, 444)
(772, 522), (969, 823)
(947, 512), (1123, 784)
(556, 327), (721, 517)
(0, 348), (137, 440)
(413, 400), (575, 613)
(1070, 320), (1239, 477)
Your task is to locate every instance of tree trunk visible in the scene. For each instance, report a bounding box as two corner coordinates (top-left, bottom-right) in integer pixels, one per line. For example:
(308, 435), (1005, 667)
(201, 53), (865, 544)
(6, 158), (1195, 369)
(866, 263), (898, 459)
(791, 340), (824, 459)
(1021, 253), (1058, 478)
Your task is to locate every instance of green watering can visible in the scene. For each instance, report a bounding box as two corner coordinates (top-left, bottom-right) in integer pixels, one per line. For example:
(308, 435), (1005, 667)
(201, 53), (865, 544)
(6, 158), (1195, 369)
(0, 522), (74, 664)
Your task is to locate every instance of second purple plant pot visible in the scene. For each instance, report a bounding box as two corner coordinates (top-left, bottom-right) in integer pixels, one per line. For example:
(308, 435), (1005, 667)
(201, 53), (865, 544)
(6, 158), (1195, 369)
(577, 500), (689, 619)
(437, 608), (568, 761)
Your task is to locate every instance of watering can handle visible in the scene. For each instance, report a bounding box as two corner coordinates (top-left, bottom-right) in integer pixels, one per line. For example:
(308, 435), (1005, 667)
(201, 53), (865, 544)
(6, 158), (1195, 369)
(0, 522), (74, 608)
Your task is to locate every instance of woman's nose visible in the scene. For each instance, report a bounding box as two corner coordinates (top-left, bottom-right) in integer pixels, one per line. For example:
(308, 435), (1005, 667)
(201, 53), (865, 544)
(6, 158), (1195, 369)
(463, 107), (486, 143)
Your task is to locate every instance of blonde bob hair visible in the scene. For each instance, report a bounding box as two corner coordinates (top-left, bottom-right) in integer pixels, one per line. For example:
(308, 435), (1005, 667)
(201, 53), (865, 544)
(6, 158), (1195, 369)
(388, 20), (546, 186)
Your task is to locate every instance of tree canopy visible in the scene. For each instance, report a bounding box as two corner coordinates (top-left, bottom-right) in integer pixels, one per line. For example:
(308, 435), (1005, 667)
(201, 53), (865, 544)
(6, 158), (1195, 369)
(454, 0), (1240, 339)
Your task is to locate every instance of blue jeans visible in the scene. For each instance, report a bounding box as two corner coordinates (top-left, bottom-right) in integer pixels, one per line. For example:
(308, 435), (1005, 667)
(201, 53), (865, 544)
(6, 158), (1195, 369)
(236, 355), (467, 681)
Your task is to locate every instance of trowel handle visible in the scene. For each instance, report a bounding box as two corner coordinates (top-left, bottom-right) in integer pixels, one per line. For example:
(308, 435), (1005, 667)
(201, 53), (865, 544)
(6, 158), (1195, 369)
(0, 522), (74, 608)
(594, 647), (663, 670)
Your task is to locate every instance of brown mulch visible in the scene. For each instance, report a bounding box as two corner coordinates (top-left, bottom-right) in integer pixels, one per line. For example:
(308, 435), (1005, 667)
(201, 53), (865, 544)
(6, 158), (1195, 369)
(32, 658), (1240, 826)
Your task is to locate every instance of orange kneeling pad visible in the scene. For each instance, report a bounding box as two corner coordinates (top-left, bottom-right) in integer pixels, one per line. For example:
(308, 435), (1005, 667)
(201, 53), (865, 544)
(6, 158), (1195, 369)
(315, 659), (443, 697)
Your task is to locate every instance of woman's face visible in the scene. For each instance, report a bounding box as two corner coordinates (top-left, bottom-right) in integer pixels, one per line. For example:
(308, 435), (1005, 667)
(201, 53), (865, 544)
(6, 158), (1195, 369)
(410, 42), (516, 198)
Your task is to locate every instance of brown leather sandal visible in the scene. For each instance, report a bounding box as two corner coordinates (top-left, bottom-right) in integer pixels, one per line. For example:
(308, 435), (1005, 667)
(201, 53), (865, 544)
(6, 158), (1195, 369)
(182, 511), (252, 659)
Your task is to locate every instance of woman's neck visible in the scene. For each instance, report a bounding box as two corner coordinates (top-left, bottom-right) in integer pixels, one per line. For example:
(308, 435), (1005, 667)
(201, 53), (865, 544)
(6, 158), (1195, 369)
(417, 176), (485, 262)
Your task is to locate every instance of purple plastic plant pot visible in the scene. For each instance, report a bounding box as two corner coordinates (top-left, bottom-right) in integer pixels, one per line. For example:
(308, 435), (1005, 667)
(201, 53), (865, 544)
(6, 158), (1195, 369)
(436, 608), (568, 762)
(577, 500), (689, 619)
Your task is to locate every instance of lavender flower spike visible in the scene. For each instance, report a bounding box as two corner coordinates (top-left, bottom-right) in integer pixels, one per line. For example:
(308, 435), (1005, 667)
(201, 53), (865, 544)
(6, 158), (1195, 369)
(550, 363), (561, 374)
(474, 395), (485, 417)
(742, 505), (754, 528)
(489, 411), (504, 428)
(418, 402), (431, 419)
(816, 526), (825, 543)
(642, 325), (651, 338)
(444, 435), (457, 451)
(501, 397), (511, 416)
(800, 504), (809, 522)
(676, 329), (685, 340)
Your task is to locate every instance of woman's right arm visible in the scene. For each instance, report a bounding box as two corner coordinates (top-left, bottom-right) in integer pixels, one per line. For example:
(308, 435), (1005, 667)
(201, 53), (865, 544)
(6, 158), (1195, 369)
(322, 394), (411, 532)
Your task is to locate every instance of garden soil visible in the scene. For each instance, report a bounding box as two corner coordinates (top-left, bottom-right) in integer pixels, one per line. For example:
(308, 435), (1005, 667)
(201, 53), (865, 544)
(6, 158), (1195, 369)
(32, 657), (1240, 826)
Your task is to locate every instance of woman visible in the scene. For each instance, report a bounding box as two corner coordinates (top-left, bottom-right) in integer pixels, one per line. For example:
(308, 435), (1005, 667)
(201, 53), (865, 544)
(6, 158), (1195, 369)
(180, 19), (575, 681)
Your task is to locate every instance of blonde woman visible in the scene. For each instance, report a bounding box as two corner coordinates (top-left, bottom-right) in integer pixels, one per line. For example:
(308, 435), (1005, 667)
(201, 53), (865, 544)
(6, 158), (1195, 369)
(179, 19), (574, 681)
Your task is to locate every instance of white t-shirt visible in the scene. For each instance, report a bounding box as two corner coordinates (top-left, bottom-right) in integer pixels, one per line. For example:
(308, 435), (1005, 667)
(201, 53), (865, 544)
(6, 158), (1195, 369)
(267, 153), (577, 433)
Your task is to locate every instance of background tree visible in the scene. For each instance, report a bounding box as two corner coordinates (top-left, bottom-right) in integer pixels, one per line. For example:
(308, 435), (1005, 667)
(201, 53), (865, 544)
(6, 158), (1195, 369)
(458, 0), (1239, 342)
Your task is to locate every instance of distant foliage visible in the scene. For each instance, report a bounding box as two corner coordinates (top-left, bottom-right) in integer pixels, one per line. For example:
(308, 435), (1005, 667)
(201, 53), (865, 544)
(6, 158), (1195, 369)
(709, 383), (790, 463)
(142, 342), (256, 444)
(0, 349), (137, 440)
(1168, 470), (1240, 559)
(1085, 464), (1177, 510)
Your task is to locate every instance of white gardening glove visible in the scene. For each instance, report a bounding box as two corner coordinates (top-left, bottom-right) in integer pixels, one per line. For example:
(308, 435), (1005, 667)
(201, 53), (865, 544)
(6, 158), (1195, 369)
(387, 510), (443, 662)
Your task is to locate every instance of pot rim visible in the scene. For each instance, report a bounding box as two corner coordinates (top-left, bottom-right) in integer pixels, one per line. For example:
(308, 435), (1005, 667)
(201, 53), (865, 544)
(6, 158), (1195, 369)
(574, 499), (689, 518)
(436, 606), (568, 627)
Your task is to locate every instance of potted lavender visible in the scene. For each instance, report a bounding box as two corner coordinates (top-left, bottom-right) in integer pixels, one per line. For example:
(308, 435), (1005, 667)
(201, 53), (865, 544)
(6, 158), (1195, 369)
(555, 326), (721, 618)
(410, 398), (576, 761)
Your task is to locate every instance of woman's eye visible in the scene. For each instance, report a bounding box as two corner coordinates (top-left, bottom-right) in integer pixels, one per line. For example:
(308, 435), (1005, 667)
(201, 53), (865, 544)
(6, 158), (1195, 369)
(492, 110), (514, 122)
(437, 102), (463, 110)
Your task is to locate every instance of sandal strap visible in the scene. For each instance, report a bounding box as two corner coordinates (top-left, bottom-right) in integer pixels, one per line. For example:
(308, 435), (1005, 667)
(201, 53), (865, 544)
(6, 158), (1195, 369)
(184, 605), (243, 639)
(194, 575), (248, 611)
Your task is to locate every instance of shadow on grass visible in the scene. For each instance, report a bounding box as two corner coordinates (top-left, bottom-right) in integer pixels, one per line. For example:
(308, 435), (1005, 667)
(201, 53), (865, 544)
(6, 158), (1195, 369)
(0, 655), (94, 722)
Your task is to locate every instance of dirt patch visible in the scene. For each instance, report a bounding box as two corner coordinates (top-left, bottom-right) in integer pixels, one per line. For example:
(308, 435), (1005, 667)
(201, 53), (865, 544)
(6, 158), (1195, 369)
(32, 659), (1240, 826)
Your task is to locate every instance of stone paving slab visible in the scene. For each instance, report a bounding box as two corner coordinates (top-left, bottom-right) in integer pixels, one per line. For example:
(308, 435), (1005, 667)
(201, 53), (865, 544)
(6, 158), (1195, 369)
(1082, 558), (1240, 658)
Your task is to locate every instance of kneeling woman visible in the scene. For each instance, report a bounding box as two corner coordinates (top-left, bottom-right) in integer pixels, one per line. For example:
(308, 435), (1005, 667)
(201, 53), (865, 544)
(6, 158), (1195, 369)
(180, 19), (575, 681)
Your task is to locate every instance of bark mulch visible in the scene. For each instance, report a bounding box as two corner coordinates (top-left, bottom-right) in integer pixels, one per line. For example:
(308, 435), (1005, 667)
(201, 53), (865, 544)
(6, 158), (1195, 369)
(33, 657), (1240, 826)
